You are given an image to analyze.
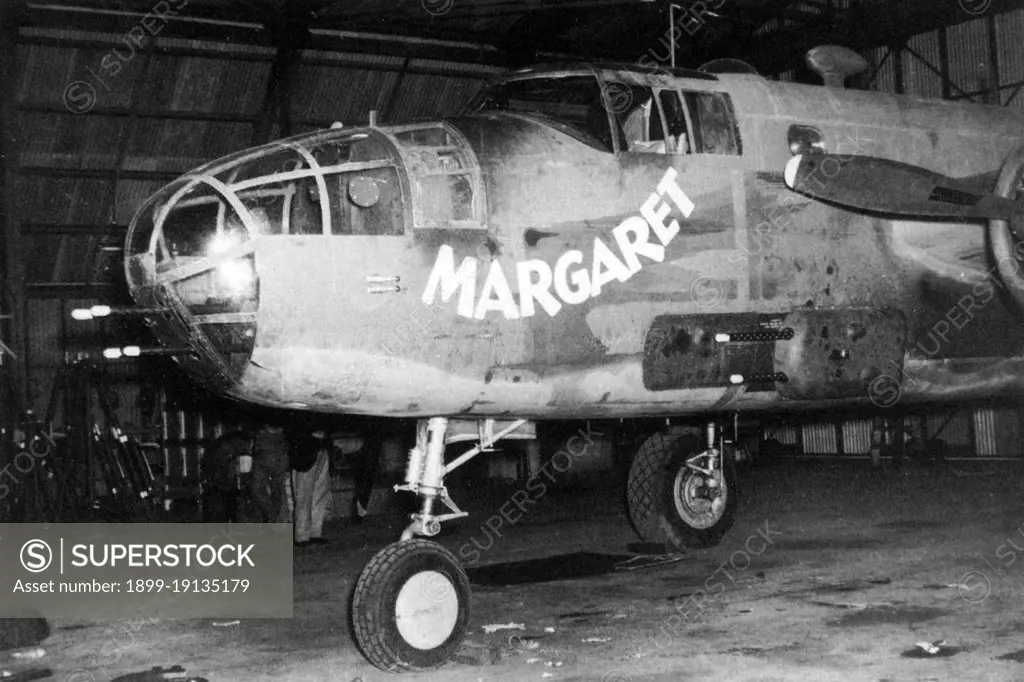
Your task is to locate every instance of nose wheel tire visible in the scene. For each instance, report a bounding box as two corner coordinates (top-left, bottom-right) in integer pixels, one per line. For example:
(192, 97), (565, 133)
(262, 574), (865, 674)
(352, 539), (471, 672)
(627, 432), (737, 551)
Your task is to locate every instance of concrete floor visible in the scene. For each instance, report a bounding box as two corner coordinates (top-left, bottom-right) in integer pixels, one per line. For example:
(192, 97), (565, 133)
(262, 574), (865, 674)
(7, 458), (1024, 682)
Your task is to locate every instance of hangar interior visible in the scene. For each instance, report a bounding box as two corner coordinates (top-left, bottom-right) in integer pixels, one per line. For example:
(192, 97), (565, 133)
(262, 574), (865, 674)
(7, 1), (1024, 681)
(3, 0), (1024, 523)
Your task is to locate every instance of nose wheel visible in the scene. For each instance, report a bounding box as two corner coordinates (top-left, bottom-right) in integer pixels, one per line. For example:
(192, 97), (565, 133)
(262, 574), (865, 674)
(351, 416), (529, 671)
(352, 539), (471, 671)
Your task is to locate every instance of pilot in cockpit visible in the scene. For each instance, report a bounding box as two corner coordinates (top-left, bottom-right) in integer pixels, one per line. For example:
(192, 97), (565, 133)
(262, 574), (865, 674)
(664, 98), (690, 154)
(621, 91), (689, 155)
(622, 96), (657, 151)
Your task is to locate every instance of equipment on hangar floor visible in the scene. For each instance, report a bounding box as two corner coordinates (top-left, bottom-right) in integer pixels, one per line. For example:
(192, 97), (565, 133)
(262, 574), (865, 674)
(0, 360), (165, 522)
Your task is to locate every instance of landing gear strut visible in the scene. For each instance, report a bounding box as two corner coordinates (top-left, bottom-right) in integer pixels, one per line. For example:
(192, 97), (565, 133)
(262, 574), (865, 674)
(395, 418), (469, 540)
(351, 417), (527, 672)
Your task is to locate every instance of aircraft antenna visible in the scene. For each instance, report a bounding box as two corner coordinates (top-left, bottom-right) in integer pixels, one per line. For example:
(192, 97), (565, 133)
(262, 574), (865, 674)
(668, 4), (682, 68)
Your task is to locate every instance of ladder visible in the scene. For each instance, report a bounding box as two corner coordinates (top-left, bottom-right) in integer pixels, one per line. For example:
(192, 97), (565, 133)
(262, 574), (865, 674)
(41, 361), (163, 521)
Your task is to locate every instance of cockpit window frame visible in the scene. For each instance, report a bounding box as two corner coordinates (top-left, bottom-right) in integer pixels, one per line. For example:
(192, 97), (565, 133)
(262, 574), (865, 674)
(380, 121), (488, 230)
(468, 65), (622, 154)
(680, 89), (743, 156)
(124, 128), (415, 292)
(485, 66), (745, 159)
(608, 85), (744, 158)
(468, 65), (737, 158)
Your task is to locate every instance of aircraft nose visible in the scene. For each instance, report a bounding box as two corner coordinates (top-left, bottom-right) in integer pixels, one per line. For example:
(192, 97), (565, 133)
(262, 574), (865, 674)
(123, 126), (444, 393)
(123, 174), (262, 389)
(121, 128), (407, 389)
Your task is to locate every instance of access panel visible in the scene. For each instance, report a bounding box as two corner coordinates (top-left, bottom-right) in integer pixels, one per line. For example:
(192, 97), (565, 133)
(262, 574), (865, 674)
(642, 312), (788, 392)
(773, 308), (907, 400)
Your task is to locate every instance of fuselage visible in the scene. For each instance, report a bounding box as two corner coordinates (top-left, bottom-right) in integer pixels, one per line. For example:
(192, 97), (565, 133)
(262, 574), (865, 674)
(124, 63), (1024, 419)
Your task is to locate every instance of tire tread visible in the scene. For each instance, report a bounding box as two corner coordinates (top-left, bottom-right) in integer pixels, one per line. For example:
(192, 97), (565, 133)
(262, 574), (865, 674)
(627, 433), (683, 544)
(352, 539), (468, 672)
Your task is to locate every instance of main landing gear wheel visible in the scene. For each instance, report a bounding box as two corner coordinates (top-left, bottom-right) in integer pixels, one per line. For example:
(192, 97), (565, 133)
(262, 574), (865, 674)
(627, 429), (737, 552)
(352, 539), (471, 672)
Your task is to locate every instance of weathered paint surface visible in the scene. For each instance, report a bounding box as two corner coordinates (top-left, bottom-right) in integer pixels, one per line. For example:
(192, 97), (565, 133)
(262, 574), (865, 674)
(124, 65), (1024, 419)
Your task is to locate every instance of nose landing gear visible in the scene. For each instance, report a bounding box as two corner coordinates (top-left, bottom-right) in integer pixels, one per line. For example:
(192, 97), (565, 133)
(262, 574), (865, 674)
(351, 417), (528, 671)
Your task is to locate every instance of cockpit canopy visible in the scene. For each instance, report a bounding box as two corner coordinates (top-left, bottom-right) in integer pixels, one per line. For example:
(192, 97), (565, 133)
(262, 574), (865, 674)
(127, 131), (402, 282)
(122, 122), (487, 384)
(121, 122), (487, 377)
(468, 64), (742, 157)
(126, 122), (486, 290)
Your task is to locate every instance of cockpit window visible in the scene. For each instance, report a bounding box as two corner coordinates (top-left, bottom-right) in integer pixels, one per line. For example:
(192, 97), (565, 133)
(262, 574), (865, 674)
(659, 90), (690, 154)
(616, 85), (672, 153)
(162, 200), (222, 259)
(390, 123), (482, 229)
(323, 168), (404, 236)
(684, 92), (741, 155)
(308, 136), (391, 165)
(290, 178), (324, 235)
(471, 75), (615, 152)
(614, 88), (740, 156)
(223, 149), (300, 185)
(237, 189), (287, 235)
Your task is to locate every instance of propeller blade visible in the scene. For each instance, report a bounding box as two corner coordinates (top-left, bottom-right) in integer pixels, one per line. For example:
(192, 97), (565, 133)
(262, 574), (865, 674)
(783, 154), (1020, 221)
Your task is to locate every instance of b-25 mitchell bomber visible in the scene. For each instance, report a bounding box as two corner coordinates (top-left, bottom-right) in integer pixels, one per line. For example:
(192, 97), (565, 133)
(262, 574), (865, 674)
(121, 45), (1024, 670)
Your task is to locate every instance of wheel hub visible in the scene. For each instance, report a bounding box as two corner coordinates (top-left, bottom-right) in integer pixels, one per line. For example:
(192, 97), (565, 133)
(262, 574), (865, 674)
(394, 570), (459, 650)
(673, 466), (727, 530)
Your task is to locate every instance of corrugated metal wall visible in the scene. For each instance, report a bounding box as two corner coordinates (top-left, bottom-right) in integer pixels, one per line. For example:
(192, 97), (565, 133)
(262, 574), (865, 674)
(802, 423), (838, 454)
(768, 424), (800, 445)
(975, 408), (999, 456)
(998, 11), (1024, 109)
(866, 9), (1024, 109)
(842, 419), (873, 454)
(904, 31), (945, 99)
(925, 412), (974, 448)
(772, 408), (1023, 458)
(160, 403), (237, 488)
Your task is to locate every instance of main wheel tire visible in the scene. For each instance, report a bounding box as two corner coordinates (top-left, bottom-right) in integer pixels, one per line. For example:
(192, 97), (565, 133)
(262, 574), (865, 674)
(352, 539), (471, 672)
(627, 432), (738, 552)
